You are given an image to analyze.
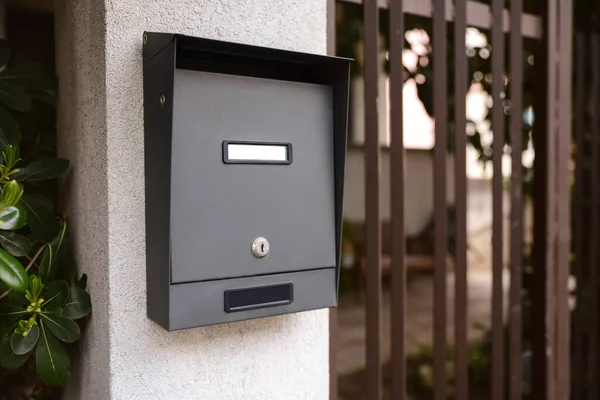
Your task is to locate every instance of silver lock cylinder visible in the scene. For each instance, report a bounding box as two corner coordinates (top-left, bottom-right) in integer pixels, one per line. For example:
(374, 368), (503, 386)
(251, 237), (269, 258)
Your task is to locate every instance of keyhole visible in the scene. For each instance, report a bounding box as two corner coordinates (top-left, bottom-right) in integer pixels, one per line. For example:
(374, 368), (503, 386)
(252, 237), (269, 258)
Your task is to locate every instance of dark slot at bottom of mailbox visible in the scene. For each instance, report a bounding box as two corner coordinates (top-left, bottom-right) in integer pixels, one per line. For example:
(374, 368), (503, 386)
(224, 283), (293, 313)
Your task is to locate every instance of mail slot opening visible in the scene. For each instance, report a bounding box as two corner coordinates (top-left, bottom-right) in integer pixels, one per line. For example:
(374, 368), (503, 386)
(223, 141), (292, 164)
(224, 283), (293, 312)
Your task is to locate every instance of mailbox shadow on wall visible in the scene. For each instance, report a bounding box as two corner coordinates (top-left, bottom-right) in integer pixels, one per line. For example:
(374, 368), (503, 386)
(143, 32), (351, 330)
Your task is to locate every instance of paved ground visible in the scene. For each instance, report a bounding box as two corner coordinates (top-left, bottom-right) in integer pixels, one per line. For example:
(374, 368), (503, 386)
(336, 270), (508, 376)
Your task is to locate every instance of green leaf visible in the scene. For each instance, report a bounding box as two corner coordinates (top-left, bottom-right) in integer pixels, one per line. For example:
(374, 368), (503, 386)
(0, 63), (57, 90)
(38, 221), (67, 282)
(19, 194), (58, 243)
(0, 39), (10, 69)
(14, 317), (36, 335)
(0, 83), (32, 111)
(34, 194), (53, 211)
(28, 275), (44, 300)
(0, 304), (27, 325)
(54, 225), (68, 270)
(34, 90), (57, 107)
(0, 104), (20, 146)
(62, 286), (91, 319)
(76, 273), (87, 289)
(0, 291), (25, 326)
(0, 231), (31, 257)
(41, 313), (80, 343)
(7, 289), (26, 306)
(62, 249), (77, 283)
(0, 248), (27, 291)
(2, 145), (20, 169)
(42, 280), (68, 310)
(38, 245), (54, 282)
(0, 337), (29, 369)
(11, 323), (40, 355)
(36, 323), (71, 386)
(0, 290), (26, 317)
(12, 158), (69, 182)
(2, 180), (24, 207)
(0, 204), (27, 230)
(0, 319), (18, 338)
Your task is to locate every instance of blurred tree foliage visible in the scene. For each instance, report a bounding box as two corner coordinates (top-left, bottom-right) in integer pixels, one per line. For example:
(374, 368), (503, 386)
(336, 0), (598, 169)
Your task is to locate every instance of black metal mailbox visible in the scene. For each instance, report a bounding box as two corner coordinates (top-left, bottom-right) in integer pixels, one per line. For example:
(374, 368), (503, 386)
(143, 32), (351, 330)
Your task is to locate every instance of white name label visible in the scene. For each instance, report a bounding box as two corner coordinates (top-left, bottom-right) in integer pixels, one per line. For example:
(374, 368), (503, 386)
(226, 143), (290, 163)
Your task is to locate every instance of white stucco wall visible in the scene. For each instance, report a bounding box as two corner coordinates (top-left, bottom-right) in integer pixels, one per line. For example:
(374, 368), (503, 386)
(55, 1), (330, 399)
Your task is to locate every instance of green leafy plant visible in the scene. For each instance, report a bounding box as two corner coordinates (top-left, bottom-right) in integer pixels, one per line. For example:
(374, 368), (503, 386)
(0, 38), (91, 393)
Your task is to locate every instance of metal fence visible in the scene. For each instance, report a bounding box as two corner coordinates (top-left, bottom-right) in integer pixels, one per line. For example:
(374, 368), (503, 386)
(329, 0), (574, 398)
(572, 31), (600, 400)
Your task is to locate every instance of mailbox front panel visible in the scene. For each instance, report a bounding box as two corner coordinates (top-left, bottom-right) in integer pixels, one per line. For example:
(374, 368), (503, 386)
(170, 69), (337, 283)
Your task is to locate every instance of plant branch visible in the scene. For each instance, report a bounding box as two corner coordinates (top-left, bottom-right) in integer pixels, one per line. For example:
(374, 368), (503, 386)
(26, 245), (46, 272)
(0, 244), (47, 301)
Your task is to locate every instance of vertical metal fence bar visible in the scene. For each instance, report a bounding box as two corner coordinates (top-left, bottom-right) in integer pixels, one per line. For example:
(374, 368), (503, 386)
(556, 0), (573, 397)
(508, 0), (523, 398)
(589, 32), (600, 400)
(389, 0), (406, 397)
(433, 0), (448, 397)
(572, 33), (585, 400)
(544, 1), (559, 397)
(363, 0), (382, 398)
(454, 0), (469, 398)
(327, 1), (338, 398)
(531, 0), (551, 396)
(491, 0), (506, 397)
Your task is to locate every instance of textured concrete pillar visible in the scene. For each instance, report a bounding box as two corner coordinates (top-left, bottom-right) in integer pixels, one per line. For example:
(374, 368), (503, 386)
(55, 1), (329, 399)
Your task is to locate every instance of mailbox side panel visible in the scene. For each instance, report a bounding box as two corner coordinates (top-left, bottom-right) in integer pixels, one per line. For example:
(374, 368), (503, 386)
(143, 36), (175, 329)
(333, 62), (351, 295)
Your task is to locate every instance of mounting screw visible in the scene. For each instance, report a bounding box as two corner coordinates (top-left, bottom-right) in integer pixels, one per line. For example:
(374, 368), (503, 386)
(143, 34), (148, 45)
(159, 94), (166, 107)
